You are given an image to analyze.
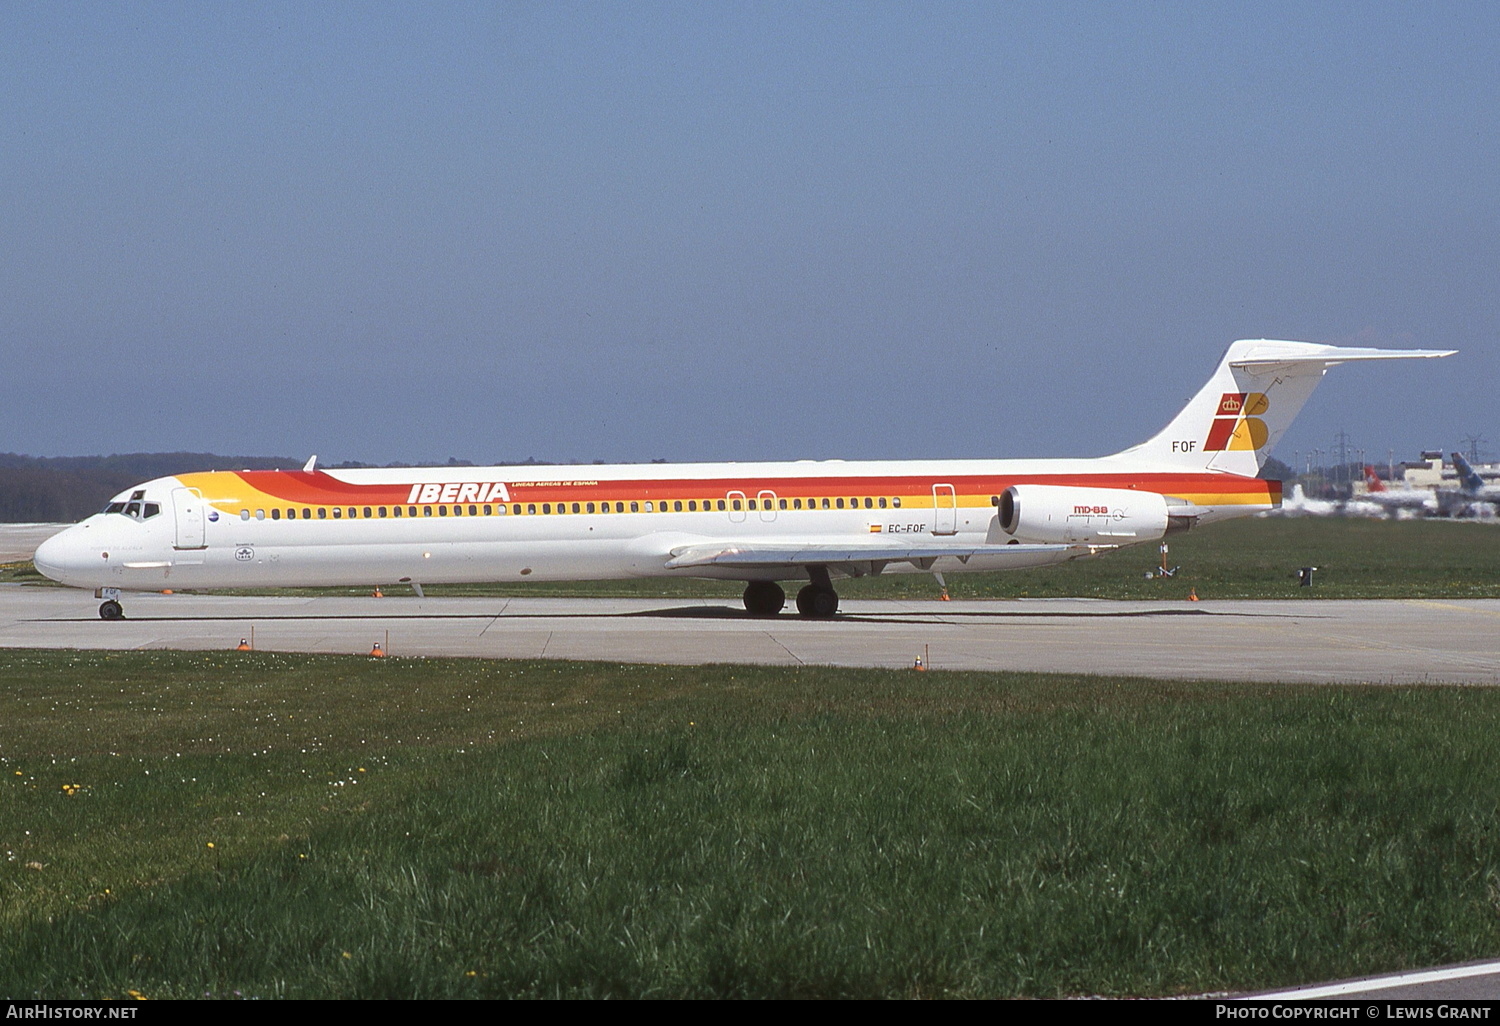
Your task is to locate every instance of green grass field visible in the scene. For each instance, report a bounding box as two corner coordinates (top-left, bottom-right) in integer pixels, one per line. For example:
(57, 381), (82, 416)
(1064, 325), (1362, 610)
(5, 515), (1497, 600)
(5, 650), (1500, 999)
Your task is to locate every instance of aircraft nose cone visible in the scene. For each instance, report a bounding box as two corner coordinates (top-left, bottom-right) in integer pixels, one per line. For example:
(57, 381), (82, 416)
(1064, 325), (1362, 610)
(33, 527), (94, 586)
(32, 532), (65, 579)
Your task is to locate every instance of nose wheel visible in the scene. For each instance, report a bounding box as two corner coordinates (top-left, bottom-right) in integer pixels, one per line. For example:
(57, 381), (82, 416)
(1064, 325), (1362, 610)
(98, 600), (124, 620)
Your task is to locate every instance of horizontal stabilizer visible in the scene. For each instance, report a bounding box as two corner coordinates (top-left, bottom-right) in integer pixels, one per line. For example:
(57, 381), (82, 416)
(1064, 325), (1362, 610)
(1230, 343), (1455, 368)
(1112, 339), (1456, 478)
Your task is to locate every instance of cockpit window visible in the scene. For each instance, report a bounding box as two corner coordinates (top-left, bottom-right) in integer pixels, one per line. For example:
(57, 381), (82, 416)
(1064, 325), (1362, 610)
(104, 496), (163, 520)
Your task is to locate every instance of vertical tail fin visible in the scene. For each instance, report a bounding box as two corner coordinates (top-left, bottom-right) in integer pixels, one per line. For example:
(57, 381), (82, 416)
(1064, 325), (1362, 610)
(1108, 340), (1455, 475)
(1451, 452), (1485, 494)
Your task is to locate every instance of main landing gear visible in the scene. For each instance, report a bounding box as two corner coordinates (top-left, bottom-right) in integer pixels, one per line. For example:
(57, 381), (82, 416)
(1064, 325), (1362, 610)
(97, 588), (125, 620)
(742, 581), (785, 616)
(795, 584), (838, 618)
(741, 571), (840, 619)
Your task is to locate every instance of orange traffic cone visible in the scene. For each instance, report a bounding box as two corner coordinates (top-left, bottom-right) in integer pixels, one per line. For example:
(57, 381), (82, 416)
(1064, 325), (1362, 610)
(369, 642), (386, 658)
(1187, 588), (1199, 602)
(938, 588), (951, 601)
(372, 587), (383, 598)
(160, 589), (173, 595)
(236, 638), (251, 651)
(912, 655), (926, 671)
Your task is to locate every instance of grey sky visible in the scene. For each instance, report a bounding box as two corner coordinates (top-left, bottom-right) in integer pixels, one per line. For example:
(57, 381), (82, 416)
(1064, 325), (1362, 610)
(3, 2), (1495, 467)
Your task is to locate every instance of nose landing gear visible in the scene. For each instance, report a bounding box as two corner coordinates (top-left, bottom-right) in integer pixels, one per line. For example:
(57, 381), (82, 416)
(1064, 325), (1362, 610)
(95, 588), (125, 620)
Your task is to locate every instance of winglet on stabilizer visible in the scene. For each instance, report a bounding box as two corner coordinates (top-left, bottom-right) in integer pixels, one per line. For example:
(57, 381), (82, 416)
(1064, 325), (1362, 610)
(1109, 340), (1455, 477)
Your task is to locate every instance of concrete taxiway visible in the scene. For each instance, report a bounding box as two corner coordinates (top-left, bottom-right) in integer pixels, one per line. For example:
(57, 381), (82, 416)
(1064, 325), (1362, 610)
(0, 523), (67, 563)
(1, 586), (1496, 683)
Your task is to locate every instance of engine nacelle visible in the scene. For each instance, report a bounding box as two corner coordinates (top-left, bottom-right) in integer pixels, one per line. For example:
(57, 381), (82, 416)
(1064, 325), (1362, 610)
(998, 485), (1171, 545)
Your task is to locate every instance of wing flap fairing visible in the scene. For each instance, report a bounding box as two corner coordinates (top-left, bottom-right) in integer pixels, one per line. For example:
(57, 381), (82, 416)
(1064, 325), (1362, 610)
(664, 541), (1093, 576)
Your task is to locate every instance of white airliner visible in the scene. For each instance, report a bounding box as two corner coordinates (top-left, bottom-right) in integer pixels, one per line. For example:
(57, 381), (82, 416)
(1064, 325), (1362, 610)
(34, 340), (1452, 620)
(1351, 465), (1438, 517)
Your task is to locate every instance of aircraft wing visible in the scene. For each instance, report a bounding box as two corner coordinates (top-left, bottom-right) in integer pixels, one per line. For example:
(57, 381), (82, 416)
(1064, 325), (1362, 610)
(664, 540), (1093, 576)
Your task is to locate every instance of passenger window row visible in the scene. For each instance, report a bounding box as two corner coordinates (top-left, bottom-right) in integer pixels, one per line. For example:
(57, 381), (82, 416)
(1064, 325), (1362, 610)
(234, 494), (908, 521)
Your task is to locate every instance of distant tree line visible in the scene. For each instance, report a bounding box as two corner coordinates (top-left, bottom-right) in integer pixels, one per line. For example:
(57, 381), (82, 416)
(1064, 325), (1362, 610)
(0, 453), (303, 522)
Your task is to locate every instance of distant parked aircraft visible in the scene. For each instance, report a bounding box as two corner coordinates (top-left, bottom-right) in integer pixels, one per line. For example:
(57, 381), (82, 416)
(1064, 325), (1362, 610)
(1353, 465), (1436, 517)
(1443, 453), (1500, 516)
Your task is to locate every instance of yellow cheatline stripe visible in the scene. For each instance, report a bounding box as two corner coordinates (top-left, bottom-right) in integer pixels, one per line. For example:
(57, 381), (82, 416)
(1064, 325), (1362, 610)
(1175, 493), (1274, 506)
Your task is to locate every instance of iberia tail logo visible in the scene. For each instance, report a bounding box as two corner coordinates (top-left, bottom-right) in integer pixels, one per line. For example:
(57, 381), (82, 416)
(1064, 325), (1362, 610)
(1205, 392), (1270, 451)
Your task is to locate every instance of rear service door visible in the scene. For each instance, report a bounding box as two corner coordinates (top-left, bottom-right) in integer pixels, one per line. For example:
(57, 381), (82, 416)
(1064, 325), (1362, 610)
(932, 484), (958, 535)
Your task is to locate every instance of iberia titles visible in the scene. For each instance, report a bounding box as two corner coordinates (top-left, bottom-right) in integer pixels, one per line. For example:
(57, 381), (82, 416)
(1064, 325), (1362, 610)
(405, 482), (512, 504)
